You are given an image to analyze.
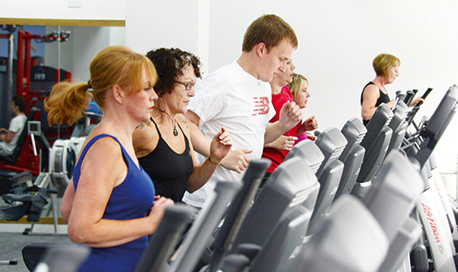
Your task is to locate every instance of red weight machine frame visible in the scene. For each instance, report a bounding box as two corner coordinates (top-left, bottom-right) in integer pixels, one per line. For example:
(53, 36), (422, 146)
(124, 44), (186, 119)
(16, 30), (71, 114)
(0, 29), (71, 176)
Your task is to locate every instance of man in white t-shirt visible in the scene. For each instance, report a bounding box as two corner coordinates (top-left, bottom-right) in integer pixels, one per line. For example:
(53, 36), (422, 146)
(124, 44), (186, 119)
(0, 96), (27, 156)
(183, 14), (302, 208)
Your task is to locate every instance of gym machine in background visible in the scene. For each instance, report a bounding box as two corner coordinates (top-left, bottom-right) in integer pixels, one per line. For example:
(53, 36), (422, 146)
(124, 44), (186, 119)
(0, 25), (74, 176)
(0, 25), (71, 138)
(0, 25), (17, 130)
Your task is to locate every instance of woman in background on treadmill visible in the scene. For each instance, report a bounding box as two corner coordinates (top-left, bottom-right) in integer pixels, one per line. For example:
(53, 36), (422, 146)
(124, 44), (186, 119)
(360, 53), (423, 126)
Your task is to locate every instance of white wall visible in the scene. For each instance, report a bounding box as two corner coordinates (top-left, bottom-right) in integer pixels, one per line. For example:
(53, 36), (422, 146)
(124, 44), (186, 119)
(204, 0), (458, 173)
(125, 0), (458, 173)
(1, 0), (125, 20)
(3, 0), (457, 173)
(125, 0), (209, 75)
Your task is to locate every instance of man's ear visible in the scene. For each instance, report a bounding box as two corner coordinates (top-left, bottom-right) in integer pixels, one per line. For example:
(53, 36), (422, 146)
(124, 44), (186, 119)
(255, 42), (267, 57)
(112, 84), (124, 104)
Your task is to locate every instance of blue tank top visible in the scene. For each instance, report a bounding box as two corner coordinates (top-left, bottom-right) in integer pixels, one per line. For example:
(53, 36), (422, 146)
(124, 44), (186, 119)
(73, 134), (155, 272)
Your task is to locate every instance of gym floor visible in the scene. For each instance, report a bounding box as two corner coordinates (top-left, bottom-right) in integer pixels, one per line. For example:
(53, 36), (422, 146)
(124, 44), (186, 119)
(0, 232), (70, 272)
(0, 197), (70, 272)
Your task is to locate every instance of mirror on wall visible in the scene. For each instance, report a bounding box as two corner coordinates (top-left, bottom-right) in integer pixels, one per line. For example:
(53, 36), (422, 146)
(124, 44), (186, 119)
(0, 24), (125, 128)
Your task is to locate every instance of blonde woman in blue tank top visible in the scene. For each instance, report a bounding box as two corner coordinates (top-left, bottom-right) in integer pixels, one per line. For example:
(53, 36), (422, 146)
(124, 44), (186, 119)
(45, 46), (174, 272)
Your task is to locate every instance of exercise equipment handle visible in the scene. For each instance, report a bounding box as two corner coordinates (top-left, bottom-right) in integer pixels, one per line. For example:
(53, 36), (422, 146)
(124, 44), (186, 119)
(30, 134), (37, 156)
(417, 88), (433, 106)
(421, 88), (433, 99)
(403, 90), (415, 105)
(393, 90), (405, 109)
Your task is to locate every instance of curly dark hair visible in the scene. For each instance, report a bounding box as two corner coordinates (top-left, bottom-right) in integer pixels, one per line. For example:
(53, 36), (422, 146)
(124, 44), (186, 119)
(146, 48), (202, 97)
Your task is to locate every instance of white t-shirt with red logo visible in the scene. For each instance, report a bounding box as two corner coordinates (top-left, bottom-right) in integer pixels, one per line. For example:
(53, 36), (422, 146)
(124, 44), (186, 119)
(183, 61), (275, 207)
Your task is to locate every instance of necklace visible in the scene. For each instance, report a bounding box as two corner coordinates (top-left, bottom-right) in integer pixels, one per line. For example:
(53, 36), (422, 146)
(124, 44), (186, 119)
(157, 108), (179, 136)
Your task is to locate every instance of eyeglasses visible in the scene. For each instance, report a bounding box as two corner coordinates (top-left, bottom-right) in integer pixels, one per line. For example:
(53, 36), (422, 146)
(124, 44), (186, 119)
(174, 81), (195, 90)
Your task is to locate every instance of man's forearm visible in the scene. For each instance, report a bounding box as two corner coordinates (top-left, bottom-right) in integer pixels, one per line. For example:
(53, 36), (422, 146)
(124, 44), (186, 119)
(264, 121), (288, 144)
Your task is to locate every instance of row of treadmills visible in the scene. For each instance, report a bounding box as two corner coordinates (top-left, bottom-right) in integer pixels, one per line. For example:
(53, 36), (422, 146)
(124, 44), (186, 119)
(29, 85), (458, 272)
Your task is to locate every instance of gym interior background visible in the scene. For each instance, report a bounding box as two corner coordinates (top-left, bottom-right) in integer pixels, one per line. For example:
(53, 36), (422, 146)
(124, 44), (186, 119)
(1, 1), (457, 188)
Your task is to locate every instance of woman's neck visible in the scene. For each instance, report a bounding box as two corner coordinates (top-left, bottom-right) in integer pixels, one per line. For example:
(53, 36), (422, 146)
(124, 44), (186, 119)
(373, 76), (387, 91)
(270, 82), (283, 95)
(96, 114), (134, 143)
(98, 94), (141, 141)
(155, 98), (177, 119)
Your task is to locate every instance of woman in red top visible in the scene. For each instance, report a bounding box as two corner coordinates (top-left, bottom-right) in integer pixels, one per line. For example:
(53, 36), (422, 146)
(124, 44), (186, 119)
(288, 73), (317, 143)
(262, 64), (318, 179)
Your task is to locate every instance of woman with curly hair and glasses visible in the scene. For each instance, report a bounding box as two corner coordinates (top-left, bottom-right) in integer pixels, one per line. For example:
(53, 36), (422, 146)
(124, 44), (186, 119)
(133, 48), (232, 203)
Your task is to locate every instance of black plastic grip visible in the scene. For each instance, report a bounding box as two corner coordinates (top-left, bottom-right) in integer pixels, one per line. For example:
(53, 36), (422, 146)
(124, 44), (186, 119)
(417, 88), (433, 106)
(421, 88), (433, 99)
(403, 90), (414, 104)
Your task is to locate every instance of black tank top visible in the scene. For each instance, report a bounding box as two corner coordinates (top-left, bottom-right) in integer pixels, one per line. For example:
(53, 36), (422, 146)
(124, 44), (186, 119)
(361, 82), (390, 126)
(138, 118), (194, 202)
